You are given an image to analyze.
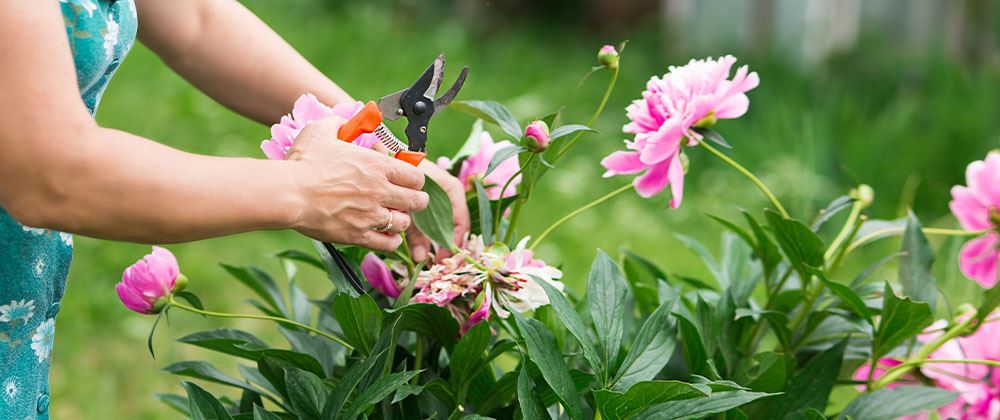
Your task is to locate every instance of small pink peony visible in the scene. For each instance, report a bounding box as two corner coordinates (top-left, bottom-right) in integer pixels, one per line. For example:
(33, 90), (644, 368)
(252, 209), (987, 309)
(950, 151), (1000, 288)
(598, 44), (619, 69)
(524, 120), (550, 152)
(917, 314), (1000, 419)
(602, 55), (759, 208)
(361, 253), (400, 298)
(457, 132), (522, 200)
(260, 94), (379, 160)
(116, 247), (185, 314)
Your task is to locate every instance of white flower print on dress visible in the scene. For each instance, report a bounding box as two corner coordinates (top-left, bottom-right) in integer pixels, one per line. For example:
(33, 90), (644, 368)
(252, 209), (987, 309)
(60, 0), (98, 17)
(31, 319), (56, 363)
(103, 18), (120, 61)
(2, 377), (19, 405)
(0, 300), (35, 323)
(58, 231), (73, 247)
(32, 257), (46, 279)
(20, 225), (46, 236)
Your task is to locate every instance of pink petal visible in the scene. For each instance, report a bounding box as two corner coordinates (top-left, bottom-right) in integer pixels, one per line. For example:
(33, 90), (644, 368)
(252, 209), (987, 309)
(116, 282), (152, 314)
(330, 101), (364, 120)
(714, 93), (750, 119)
(950, 186), (992, 231)
(667, 154), (685, 209)
(261, 140), (286, 161)
(291, 94), (331, 124)
(270, 123), (296, 149)
(361, 253), (400, 298)
(639, 119), (683, 165)
(959, 233), (999, 288)
(966, 153), (1000, 209)
(601, 151), (646, 176)
(352, 133), (379, 150)
(633, 159), (672, 198)
(462, 289), (491, 335)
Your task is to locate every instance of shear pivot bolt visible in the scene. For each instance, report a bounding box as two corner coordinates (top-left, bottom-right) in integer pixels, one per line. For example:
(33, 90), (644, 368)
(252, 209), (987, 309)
(396, 109), (404, 116)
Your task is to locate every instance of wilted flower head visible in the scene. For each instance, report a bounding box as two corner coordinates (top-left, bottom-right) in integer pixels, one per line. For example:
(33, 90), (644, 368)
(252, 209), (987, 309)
(117, 247), (185, 314)
(602, 55), (759, 208)
(598, 44), (619, 69)
(950, 151), (1000, 288)
(524, 120), (550, 152)
(455, 132), (521, 200)
(260, 94), (380, 160)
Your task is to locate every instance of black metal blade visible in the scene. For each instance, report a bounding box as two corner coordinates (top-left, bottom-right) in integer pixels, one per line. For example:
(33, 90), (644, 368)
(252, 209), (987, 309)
(322, 242), (365, 295)
(433, 66), (469, 112)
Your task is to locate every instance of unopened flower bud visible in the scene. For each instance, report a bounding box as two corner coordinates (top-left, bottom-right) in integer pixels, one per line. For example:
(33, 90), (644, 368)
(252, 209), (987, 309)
(850, 184), (875, 209)
(598, 45), (619, 70)
(524, 120), (550, 152)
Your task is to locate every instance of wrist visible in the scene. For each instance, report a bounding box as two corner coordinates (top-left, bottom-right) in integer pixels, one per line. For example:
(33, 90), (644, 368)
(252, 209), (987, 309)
(266, 159), (309, 231)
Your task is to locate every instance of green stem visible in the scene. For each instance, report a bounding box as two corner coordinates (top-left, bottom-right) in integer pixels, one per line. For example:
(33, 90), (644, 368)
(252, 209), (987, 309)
(554, 67), (619, 161)
(827, 215), (865, 277)
(529, 183), (632, 250)
(872, 315), (978, 389)
(169, 300), (354, 351)
(824, 201), (863, 262)
(698, 140), (789, 218)
(845, 228), (989, 258)
(503, 199), (524, 245)
(494, 155), (534, 234)
(412, 338), (424, 386)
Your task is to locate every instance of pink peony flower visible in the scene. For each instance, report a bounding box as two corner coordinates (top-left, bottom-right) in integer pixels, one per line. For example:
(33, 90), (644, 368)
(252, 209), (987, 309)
(524, 120), (550, 152)
(483, 238), (564, 318)
(916, 314), (1000, 419)
(852, 358), (905, 391)
(602, 55), (759, 208)
(116, 247), (184, 314)
(457, 132), (521, 200)
(950, 151), (1000, 288)
(260, 94), (379, 160)
(361, 253), (400, 298)
(598, 44), (619, 69)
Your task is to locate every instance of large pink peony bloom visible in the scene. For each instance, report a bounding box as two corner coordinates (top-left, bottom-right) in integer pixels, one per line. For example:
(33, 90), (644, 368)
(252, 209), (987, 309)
(917, 315), (1000, 419)
(116, 247), (183, 314)
(602, 55), (759, 208)
(260, 94), (379, 160)
(949, 151), (1000, 288)
(456, 132), (521, 200)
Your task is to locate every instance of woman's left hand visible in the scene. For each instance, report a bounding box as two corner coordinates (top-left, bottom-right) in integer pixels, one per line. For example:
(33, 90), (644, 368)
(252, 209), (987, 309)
(408, 160), (470, 261)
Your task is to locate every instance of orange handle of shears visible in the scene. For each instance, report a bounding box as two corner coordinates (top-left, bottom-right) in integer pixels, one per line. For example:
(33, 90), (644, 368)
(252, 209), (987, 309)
(336, 100), (426, 167)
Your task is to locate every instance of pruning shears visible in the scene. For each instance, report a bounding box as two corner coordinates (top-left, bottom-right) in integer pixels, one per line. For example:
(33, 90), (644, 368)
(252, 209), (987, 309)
(321, 53), (469, 294)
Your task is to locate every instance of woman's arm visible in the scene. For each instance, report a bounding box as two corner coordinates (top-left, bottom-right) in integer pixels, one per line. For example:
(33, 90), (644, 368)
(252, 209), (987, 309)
(0, 2), (426, 251)
(135, 0), (352, 124)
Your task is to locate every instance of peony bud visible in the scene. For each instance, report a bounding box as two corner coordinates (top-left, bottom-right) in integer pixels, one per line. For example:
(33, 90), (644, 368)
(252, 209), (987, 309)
(116, 247), (181, 315)
(598, 44), (619, 70)
(361, 253), (400, 298)
(524, 120), (550, 152)
(850, 184), (874, 209)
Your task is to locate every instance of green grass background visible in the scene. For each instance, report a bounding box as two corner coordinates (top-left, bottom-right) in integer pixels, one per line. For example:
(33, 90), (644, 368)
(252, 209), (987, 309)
(50, 1), (1000, 417)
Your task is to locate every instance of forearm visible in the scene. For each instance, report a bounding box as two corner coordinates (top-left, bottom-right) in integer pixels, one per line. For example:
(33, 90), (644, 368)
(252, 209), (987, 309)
(3, 126), (302, 243)
(137, 0), (352, 124)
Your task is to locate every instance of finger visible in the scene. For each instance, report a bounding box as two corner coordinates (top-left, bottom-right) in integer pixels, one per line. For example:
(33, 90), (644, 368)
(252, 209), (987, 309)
(448, 184), (471, 242)
(381, 184), (429, 212)
(382, 209), (411, 234)
(384, 158), (425, 190)
(361, 231), (403, 253)
(406, 226), (432, 261)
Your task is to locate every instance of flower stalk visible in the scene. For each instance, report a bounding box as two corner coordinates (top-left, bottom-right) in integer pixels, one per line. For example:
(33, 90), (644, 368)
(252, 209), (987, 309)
(529, 183), (632, 250)
(697, 139), (790, 218)
(871, 313), (978, 389)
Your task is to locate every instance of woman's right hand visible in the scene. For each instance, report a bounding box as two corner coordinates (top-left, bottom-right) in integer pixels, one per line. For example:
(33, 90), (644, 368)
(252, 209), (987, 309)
(284, 116), (429, 252)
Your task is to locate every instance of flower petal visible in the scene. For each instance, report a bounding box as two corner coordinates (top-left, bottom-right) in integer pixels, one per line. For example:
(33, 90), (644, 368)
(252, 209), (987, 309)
(633, 159), (673, 198)
(959, 233), (999, 288)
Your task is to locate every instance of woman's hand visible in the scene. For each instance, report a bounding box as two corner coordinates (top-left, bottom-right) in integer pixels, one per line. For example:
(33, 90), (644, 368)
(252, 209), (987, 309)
(284, 116), (429, 252)
(408, 160), (471, 261)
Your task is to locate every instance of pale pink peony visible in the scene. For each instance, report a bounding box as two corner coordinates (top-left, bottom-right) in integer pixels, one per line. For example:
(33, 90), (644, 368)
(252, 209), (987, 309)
(483, 238), (564, 318)
(361, 253), (400, 298)
(457, 132), (521, 199)
(950, 151), (1000, 288)
(116, 247), (183, 314)
(916, 314), (1000, 419)
(602, 55), (759, 208)
(260, 94), (379, 160)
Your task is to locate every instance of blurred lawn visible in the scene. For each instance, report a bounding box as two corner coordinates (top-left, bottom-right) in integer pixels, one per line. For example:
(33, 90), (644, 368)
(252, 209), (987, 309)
(52, 1), (1000, 418)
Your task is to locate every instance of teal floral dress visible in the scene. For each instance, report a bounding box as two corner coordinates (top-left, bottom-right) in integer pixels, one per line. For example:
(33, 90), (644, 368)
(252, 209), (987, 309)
(0, 1), (136, 418)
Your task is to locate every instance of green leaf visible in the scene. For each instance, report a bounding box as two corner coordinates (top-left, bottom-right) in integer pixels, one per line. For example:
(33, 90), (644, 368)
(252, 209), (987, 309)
(707, 214), (755, 252)
(588, 249), (629, 374)
(413, 176), (456, 250)
(484, 145), (524, 178)
(810, 196), (854, 231)
(331, 293), (382, 356)
(182, 381), (236, 420)
(311, 241), (364, 297)
(852, 218), (907, 248)
(734, 352), (791, 393)
(536, 276), (604, 379)
(252, 405), (283, 420)
(595, 380), (708, 420)
(175, 291), (204, 311)
(742, 210), (782, 279)
(841, 386), (958, 420)
(977, 283), (1000, 327)
(389, 303), (460, 348)
(693, 127), (732, 148)
(321, 321), (399, 418)
(811, 269), (873, 325)
(803, 408), (826, 420)
(221, 264), (287, 314)
(874, 282), (934, 357)
(511, 310), (585, 419)
(164, 361), (263, 396)
(450, 321), (491, 392)
(275, 250), (327, 271)
(155, 393), (190, 416)
(674, 234), (725, 287)
(450, 119), (486, 163)
(612, 289), (680, 391)
(518, 366), (551, 420)
(549, 124), (595, 141)
(452, 100), (522, 139)
(765, 340), (846, 419)
(764, 210), (825, 276)
(283, 368), (327, 420)
(638, 390), (775, 419)
(899, 212), (937, 309)
(341, 370), (421, 419)
(177, 329), (269, 360)
(390, 383), (424, 404)
(256, 349), (326, 384)
(620, 249), (667, 314)
(473, 179), (494, 243)
(476, 370), (519, 415)
(674, 312), (710, 376)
